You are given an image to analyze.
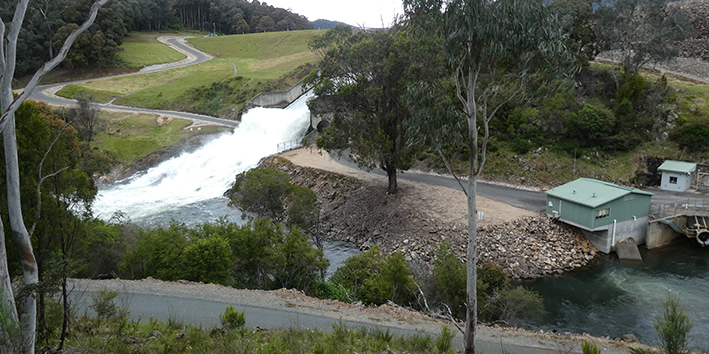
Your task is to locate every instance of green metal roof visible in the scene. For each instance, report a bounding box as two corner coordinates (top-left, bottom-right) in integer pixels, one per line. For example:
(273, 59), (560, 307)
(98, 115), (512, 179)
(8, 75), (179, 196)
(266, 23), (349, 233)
(545, 178), (653, 208)
(658, 160), (696, 174)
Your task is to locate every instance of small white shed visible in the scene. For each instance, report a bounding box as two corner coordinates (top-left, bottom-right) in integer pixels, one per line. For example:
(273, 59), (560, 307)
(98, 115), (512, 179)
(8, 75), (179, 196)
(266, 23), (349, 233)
(658, 160), (696, 192)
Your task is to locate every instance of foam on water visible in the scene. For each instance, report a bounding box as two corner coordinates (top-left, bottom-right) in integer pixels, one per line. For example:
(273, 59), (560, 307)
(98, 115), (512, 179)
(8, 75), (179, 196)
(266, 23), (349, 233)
(93, 92), (312, 223)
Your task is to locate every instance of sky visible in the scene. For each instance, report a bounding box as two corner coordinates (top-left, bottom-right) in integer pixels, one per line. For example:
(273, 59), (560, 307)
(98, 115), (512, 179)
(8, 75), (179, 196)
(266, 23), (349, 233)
(263, 0), (404, 28)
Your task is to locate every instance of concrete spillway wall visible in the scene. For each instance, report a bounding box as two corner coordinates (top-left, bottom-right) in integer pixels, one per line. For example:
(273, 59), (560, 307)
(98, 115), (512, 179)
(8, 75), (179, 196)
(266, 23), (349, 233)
(248, 81), (308, 109)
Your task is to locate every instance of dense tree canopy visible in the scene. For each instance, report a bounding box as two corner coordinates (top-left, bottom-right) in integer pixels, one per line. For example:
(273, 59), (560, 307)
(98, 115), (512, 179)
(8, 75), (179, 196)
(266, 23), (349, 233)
(307, 26), (438, 194)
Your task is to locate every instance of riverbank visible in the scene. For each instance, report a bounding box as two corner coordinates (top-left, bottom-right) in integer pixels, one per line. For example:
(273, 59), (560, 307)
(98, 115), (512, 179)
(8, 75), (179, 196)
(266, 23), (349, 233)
(269, 148), (598, 279)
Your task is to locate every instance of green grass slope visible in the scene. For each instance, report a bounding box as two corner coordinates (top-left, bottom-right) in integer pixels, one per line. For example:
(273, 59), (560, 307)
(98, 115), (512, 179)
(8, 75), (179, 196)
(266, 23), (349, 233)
(117, 32), (187, 68)
(57, 30), (321, 115)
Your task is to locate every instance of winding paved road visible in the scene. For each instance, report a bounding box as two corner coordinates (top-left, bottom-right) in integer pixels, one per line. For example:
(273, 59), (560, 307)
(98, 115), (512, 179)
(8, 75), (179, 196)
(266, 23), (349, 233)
(28, 36), (238, 128)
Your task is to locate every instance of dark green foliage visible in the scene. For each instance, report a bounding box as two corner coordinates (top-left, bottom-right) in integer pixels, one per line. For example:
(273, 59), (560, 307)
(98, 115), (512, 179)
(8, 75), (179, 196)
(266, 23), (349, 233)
(219, 304), (246, 330)
(617, 73), (649, 104)
(180, 235), (232, 285)
(308, 27), (432, 193)
(119, 219), (327, 292)
(228, 167), (319, 231)
(329, 246), (415, 306)
(670, 122), (709, 153)
(430, 256), (544, 325)
(309, 280), (351, 303)
(432, 243), (466, 318)
(654, 294), (693, 354)
(564, 102), (616, 144)
(119, 221), (188, 281)
(229, 167), (291, 220)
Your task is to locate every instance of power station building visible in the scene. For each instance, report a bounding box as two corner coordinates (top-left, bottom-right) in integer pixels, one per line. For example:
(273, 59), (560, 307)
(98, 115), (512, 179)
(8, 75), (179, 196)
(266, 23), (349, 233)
(546, 178), (653, 253)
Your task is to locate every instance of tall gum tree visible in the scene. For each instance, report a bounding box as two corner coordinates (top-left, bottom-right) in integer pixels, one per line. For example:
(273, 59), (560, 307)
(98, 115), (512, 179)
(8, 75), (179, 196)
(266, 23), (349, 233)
(402, 0), (577, 353)
(307, 26), (435, 194)
(0, 1), (109, 353)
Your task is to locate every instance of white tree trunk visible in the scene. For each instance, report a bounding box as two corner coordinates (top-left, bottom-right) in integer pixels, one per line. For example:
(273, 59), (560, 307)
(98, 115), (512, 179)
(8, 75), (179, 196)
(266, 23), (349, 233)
(0, 1), (110, 353)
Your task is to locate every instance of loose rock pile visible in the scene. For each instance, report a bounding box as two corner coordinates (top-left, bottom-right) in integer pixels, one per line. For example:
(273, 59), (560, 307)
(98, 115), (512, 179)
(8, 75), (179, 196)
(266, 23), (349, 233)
(263, 156), (597, 279)
(676, 0), (709, 61)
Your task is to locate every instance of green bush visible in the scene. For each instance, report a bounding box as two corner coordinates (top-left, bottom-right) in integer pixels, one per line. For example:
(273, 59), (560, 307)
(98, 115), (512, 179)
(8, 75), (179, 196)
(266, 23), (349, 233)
(180, 235), (232, 285)
(90, 289), (118, 321)
(309, 280), (351, 302)
(617, 72), (648, 103)
(582, 341), (601, 354)
(219, 304), (246, 330)
(432, 243), (466, 318)
(330, 247), (415, 306)
(654, 294), (693, 354)
(670, 122), (709, 152)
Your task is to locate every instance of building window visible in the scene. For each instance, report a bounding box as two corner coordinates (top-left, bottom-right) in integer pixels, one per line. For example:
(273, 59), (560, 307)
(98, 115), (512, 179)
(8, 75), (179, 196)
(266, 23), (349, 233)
(595, 208), (610, 219)
(669, 176), (678, 184)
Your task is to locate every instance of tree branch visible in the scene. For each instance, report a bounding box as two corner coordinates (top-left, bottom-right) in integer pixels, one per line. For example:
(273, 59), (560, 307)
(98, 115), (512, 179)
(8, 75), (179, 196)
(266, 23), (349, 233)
(0, 0), (110, 132)
(30, 124), (70, 237)
(438, 148), (468, 197)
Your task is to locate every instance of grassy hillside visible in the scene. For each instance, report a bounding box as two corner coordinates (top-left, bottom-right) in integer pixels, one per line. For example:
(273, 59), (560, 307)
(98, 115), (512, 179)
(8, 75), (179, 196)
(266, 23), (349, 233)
(189, 30), (323, 78)
(94, 112), (227, 164)
(58, 30), (322, 115)
(116, 32), (187, 67)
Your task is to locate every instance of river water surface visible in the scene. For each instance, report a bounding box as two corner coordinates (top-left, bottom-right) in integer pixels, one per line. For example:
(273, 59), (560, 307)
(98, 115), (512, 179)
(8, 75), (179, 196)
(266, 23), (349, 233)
(524, 239), (709, 351)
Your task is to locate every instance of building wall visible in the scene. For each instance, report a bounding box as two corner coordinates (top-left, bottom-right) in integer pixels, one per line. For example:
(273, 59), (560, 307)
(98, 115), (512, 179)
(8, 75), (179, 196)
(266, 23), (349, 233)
(546, 194), (652, 230)
(660, 172), (692, 192)
(592, 194), (652, 229)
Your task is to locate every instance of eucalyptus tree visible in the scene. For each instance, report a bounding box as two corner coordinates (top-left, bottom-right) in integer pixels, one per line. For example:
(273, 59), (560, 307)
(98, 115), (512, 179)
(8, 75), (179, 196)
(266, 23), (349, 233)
(307, 27), (435, 194)
(402, 1), (576, 352)
(0, 1), (109, 353)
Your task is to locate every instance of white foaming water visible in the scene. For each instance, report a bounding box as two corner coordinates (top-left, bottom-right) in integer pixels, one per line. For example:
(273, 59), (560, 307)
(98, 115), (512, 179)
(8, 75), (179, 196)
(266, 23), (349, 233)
(93, 92), (313, 223)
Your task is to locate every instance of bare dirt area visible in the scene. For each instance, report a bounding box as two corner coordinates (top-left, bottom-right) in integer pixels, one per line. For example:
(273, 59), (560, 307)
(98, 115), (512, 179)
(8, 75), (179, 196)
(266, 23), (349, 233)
(280, 146), (536, 226)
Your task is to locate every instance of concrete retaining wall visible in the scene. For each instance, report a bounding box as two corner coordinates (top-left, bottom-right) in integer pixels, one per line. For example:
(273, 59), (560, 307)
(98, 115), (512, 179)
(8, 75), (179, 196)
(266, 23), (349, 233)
(582, 217), (649, 253)
(249, 81), (307, 109)
(647, 216), (686, 249)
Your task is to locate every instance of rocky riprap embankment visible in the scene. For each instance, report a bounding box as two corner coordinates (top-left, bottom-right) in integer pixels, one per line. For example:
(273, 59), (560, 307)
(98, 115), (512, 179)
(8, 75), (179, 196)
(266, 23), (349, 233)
(263, 156), (597, 279)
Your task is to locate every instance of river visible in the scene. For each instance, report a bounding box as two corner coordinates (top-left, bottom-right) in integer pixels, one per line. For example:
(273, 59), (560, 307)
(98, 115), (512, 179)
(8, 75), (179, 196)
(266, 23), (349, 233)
(523, 238), (709, 351)
(92, 92), (359, 276)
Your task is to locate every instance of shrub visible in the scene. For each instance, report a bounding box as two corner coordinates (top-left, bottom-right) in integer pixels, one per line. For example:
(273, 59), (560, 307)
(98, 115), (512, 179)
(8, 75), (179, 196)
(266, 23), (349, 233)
(331, 247), (415, 306)
(582, 341), (601, 354)
(670, 122), (709, 152)
(654, 294), (693, 354)
(219, 304), (246, 330)
(432, 243), (466, 318)
(90, 289), (118, 321)
(180, 235), (232, 285)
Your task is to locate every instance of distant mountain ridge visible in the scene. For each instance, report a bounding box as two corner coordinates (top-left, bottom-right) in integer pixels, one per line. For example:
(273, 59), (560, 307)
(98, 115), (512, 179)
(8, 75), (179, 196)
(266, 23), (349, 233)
(312, 19), (354, 30)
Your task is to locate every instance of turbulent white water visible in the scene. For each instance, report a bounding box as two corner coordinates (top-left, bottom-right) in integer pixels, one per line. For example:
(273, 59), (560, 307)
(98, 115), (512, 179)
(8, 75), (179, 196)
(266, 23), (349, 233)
(93, 92), (313, 224)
